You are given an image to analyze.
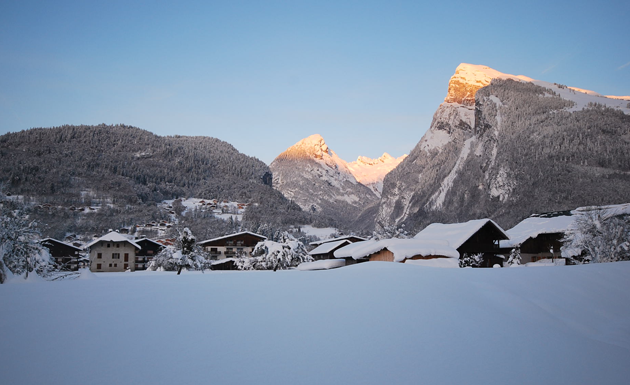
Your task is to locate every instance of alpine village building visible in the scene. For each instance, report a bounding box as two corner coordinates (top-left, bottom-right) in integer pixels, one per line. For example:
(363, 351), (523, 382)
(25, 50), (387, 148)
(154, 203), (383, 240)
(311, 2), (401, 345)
(87, 231), (141, 272)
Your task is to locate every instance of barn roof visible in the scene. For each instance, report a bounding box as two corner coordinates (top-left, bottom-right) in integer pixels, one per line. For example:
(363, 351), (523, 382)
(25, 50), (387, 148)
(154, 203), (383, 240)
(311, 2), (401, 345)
(86, 231), (141, 249)
(413, 219), (508, 249)
(309, 235), (367, 246)
(334, 238), (459, 262)
(135, 238), (164, 247)
(308, 240), (351, 255)
(500, 215), (575, 248)
(198, 231), (266, 245)
(40, 238), (83, 251)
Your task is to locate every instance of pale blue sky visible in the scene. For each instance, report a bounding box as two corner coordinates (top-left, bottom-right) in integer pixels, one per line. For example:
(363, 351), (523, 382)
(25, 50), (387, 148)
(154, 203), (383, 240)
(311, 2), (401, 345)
(1, 0), (628, 164)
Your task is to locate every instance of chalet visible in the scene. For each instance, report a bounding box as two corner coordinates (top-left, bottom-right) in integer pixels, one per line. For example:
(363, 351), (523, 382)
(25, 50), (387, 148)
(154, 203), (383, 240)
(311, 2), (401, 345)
(308, 240), (352, 260)
(86, 231), (141, 272)
(499, 214), (575, 264)
(134, 238), (165, 270)
(197, 231), (266, 260)
(413, 219), (509, 267)
(334, 238), (459, 267)
(40, 238), (83, 271)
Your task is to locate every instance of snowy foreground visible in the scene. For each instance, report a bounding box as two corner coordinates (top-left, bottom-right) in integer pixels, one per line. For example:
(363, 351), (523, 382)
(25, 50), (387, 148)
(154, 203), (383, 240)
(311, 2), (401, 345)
(2, 263), (630, 385)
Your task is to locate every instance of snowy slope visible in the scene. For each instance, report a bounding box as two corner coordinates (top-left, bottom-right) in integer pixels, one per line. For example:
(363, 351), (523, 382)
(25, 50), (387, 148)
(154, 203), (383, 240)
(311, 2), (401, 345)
(346, 153), (407, 195)
(1, 262), (630, 385)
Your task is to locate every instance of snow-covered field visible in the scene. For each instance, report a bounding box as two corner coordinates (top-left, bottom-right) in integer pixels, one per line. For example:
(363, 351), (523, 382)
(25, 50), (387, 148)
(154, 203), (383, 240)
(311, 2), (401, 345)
(2, 262), (630, 385)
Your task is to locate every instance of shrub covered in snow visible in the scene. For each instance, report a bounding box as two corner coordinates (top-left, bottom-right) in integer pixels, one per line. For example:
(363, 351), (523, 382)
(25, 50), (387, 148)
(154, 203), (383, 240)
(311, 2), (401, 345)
(459, 253), (484, 268)
(0, 204), (54, 283)
(506, 247), (522, 267)
(234, 232), (313, 270)
(147, 227), (208, 272)
(562, 209), (630, 264)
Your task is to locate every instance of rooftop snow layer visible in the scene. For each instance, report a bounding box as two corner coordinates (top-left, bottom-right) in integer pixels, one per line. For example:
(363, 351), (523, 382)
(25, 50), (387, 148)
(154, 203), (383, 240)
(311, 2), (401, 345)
(414, 219), (508, 249)
(500, 215), (576, 248)
(86, 231), (141, 249)
(296, 259), (346, 270)
(310, 235), (367, 246)
(334, 239), (459, 262)
(198, 231), (267, 245)
(308, 240), (351, 255)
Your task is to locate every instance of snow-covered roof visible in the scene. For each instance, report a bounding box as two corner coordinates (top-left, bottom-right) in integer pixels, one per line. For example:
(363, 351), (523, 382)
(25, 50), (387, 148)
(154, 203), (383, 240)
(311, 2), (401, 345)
(135, 238), (164, 246)
(500, 203), (630, 250)
(86, 231), (141, 249)
(297, 259), (346, 271)
(40, 238), (83, 251)
(198, 231), (267, 245)
(308, 240), (351, 255)
(573, 203), (630, 219)
(309, 235), (367, 246)
(500, 215), (575, 248)
(413, 219), (508, 249)
(334, 238), (459, 262)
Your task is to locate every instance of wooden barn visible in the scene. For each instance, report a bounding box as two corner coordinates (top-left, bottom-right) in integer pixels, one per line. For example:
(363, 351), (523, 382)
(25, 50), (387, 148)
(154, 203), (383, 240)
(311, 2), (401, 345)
(414, 219), (509, 267)
(499, 214), (575, 264)
(40, 238), (83, 271)
(198, 231), (266, 260)
(308, 239), (351, 260)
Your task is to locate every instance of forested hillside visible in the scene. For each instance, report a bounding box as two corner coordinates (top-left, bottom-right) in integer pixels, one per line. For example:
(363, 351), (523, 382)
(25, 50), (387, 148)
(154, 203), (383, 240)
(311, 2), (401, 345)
(0, 124), (309, 238)
(378, 78), (630, 232)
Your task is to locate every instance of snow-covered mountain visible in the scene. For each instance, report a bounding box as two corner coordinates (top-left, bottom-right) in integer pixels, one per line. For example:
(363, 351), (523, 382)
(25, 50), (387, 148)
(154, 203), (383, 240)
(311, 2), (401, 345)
(376, 63), (630, 232)
(346, 153), (407, 195)
(269, 134), (401, 226)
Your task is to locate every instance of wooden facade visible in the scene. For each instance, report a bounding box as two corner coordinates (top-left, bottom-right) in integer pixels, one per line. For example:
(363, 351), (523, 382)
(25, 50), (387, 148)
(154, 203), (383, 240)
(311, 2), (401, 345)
(457, 222), (508, 267)
(40, 238), (82, 271)
(135, 238), (165, 270)
(506, 232), (566, 264)
(368, 249), (452, 263)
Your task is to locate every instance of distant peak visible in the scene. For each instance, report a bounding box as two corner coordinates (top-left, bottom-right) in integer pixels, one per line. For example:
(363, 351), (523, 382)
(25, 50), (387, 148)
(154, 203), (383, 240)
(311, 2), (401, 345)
(355, 153), (400, 166)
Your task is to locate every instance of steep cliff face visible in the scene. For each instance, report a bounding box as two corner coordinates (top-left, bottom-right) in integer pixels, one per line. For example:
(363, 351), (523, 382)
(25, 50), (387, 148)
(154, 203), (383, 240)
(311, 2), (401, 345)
(376, 64), (630, 232)
(269, 134), (379, 225)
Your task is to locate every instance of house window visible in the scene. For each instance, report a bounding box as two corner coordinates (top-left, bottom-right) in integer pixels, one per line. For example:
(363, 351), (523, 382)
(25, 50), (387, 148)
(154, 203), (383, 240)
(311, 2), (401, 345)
(148, 250), (154, 255)
(109, 263), (112, 267)
(96, 264), (102, 270)
(107, 243), (110, 248)
(226, 241), (234, 246)
(236, 240), (244, 246)
(124, 253), (129, 262)
(210, 248), (218, 254)
(116, 244), (120, 248)
(124, 264), (128, 270)
(114, 263), (117, 267)
(97, 253), (102, 259)
(112, 253), (120, 259)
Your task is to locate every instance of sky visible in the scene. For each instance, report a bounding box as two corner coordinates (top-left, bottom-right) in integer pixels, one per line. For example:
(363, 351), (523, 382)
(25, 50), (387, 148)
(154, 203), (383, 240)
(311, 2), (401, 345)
(1, 0), (628, 165)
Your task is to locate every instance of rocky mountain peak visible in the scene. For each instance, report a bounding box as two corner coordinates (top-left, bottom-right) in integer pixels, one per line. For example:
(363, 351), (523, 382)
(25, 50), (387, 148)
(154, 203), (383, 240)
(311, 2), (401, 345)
(277, 134), (331, 161)
(443, 63), (531, 106)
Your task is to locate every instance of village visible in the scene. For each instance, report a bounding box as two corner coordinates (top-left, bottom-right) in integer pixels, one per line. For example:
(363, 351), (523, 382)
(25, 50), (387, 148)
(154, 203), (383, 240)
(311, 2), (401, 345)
(40, 202), (630, 274)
